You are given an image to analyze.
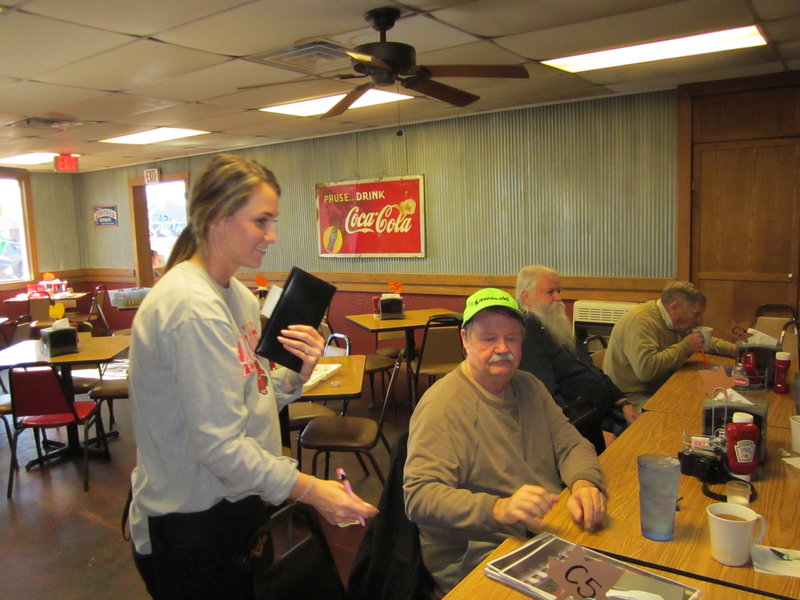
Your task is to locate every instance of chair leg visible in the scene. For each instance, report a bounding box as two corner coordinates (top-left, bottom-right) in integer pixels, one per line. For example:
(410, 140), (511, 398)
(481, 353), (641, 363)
(7, 431), (21, 498)
(107, 399), (116, 429)
(379, 432), (391, 454)
(360, 451), (385, 485)
(32, 428), (43, 463)
(311, 451), (320, 478)
(323, 452), (331, 480)
(296, 434), (303, 472)
(354, 452), (370, 477)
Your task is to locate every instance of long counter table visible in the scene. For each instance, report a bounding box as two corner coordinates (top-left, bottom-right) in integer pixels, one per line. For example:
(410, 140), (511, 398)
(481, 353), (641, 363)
(644, 353), (798, 430)
(446, 410), (800, 599)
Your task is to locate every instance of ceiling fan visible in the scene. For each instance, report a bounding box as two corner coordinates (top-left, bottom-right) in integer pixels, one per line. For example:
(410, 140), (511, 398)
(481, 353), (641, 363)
(323, 6), (529, 117)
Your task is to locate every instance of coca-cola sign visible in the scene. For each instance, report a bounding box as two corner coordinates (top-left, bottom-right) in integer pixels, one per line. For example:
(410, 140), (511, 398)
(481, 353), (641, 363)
(316, 176), (425, 257)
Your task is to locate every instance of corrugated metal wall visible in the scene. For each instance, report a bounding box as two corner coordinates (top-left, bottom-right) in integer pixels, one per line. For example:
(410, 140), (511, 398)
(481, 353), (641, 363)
(30, 172), (81, 270)
(33, 90), (677, 277)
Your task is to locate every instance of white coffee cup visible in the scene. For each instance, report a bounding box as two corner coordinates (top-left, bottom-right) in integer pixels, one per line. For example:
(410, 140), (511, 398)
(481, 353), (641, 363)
(707, 503), (766, 566)
(694, 326), (713, 351)
(790, 415), (800, 454)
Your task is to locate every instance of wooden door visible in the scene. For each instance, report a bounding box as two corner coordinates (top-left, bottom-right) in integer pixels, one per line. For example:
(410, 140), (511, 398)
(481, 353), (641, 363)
(691, 138), (800, 334)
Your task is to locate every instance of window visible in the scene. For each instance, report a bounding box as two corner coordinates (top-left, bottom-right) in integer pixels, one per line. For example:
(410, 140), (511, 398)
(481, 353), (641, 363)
(0, 171), (34, 284)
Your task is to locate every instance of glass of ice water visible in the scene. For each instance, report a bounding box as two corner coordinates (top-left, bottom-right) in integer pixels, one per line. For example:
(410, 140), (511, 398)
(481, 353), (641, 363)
(637, 453), (680, 541)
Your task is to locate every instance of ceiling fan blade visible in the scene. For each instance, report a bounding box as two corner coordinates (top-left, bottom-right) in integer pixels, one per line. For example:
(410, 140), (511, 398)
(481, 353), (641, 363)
(345, 49), (392, 72)
(402, 77), (479, 107)
(422, 64), (529, 79)
(322, 82), (375, 118)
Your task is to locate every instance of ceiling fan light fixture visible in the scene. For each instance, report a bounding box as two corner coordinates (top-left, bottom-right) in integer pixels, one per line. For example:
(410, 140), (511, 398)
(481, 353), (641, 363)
(100, 127), (209, 145)
(261, 89), (412, 117)
(542, 25), (766, 73)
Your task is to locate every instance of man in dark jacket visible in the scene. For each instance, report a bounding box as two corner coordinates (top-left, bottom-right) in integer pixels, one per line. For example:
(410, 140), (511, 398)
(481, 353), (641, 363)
(515, 265), (640, 444)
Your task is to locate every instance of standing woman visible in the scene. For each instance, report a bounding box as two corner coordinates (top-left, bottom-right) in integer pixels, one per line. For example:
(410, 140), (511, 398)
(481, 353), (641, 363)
(128, 154), (376, 599)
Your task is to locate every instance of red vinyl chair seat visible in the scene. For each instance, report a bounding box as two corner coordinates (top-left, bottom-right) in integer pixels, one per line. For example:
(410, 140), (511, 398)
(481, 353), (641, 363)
(20, 401), (99, 428)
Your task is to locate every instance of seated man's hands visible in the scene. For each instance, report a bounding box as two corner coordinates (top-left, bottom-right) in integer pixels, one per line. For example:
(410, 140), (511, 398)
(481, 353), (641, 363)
(493, 484), (559, 533)
(683, 330), (705, 353)
(567, 479), (606, 530)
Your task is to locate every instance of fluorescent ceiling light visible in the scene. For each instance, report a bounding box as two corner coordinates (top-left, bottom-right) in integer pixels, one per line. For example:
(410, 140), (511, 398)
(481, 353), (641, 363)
(261, 89), (413, 117)
(542, 25), (766, 73)
(0, 152), (58, 165)
(100, 127), (209, 144)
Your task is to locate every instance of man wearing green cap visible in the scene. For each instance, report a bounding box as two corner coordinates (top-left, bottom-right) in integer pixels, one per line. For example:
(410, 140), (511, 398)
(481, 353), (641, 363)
(404, 288), (606, 594)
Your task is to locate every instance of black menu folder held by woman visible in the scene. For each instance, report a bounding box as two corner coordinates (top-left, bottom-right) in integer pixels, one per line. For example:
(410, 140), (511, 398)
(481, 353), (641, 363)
(255, 267), (336, 371)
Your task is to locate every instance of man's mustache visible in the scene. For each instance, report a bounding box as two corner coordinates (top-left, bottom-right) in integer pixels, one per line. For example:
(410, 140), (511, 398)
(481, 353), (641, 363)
(488, 352), (515, 363)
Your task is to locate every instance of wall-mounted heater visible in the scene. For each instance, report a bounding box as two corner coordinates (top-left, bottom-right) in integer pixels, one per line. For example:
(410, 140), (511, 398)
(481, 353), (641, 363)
(572, 300), (640, 345)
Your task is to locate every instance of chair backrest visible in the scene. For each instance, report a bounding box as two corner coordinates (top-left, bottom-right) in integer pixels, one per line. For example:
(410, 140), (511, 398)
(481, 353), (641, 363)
(780, 319), (799, 360)
(753, 315), (792, 340)
(374, 355), (403, 432)
(10, 363), (75, 420)
(590, 348), (606, 370)
(28, 295), (53, 321)
(323, 333), (351, 357)
(416, 314), (463, 368)
(88, 285), (111, 335)
(319, 317), (333, 341)
(752, 303), (798, 321)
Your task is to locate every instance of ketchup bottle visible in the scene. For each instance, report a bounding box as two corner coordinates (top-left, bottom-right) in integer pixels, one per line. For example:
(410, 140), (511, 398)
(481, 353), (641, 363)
(726, 412), (759, 480)
(774, 351), (791, 394)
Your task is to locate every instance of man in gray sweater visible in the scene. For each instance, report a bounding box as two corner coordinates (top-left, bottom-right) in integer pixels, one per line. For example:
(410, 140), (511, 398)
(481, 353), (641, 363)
(404, 288), (606, 594)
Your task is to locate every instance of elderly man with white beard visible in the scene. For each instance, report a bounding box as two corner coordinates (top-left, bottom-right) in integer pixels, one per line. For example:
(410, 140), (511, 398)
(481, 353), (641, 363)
(515, 266), (639, 445)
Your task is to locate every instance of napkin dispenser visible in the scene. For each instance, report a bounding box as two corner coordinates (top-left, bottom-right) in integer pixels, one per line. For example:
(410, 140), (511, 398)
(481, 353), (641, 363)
(41, 325), (78, 357)
(702, 394), (768, 463)
(379, 294), (405, 320)
(736, 341), (780, 385)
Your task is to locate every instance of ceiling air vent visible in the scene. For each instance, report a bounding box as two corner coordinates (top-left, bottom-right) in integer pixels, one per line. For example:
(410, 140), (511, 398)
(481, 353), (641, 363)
(246, 40), (351, 75)
(8, 117), (83, 130)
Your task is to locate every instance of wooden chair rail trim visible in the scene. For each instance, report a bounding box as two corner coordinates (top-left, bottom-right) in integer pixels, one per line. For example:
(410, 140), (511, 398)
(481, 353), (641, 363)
(13, 269), (670, 302)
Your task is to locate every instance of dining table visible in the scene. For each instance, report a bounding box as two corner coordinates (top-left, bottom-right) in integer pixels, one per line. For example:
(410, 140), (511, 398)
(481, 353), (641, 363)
(0, 332), (130, 467)
(3, 290), (88, 308)
(278, 354), (366, 447)
(345, 307), (454, 399)
(644, 353), (798, 430)
(446, 410), (800, 599)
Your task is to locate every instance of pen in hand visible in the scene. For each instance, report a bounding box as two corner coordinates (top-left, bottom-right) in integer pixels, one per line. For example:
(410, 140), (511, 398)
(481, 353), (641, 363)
(336, 467), (366, 527)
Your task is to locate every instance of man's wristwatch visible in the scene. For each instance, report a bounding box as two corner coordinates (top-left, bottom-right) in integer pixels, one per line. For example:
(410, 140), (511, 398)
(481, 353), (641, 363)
(617, 400), (632, 409)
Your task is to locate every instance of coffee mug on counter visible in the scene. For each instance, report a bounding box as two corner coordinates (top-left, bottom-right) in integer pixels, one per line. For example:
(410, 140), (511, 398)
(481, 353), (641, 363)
(707, 502), (766, 566)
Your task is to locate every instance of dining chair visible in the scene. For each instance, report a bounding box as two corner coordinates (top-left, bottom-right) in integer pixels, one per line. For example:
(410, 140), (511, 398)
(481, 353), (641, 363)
(27, 291), (56, 335)
(298, 355), (402, 483)
(70, 285), (111, 336)
(7, 362), (109, 498)
(409, 314), (463, 402)
(289, 332), (350, 468)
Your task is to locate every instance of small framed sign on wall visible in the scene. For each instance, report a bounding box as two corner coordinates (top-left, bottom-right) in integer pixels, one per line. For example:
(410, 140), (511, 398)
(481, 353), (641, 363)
(94, 205), (119, 227)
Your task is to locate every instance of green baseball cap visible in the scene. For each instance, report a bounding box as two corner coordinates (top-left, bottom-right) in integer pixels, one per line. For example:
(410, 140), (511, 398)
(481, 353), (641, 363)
(462, 288), (522, 325)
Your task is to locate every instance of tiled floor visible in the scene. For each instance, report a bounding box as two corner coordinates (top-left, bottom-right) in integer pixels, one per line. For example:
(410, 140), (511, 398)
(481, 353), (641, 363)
(0, 370), (416, 599)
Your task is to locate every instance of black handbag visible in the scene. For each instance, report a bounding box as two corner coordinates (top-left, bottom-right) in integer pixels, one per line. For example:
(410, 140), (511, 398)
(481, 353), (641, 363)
(242, 502), (348, 600)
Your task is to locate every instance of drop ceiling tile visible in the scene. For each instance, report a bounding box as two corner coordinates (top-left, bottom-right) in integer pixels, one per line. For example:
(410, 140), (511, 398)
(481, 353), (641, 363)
(431, 0), (677, 37)
(58, 93), (179, 122)
(127, 59), (305, 102)
(153, 0), (384, 56)
(176, 110), (284, 133)
(36, 39), (228, 91)
(607, 61), (786, 93)
(0, 81), (107, 116)
(496, 0), (754, 60)
(0, 12), (130, 79)
(115, 104), (245, 128)
(777, 40), (800, 59)
(761, 16), (800, 43)
(230, 117), (354, 138)
(205, 78), (351, 110)
(414, 40), (530, 66)
(752, 0), (800, 20)
(24, 0), (249, 36)
(327, 12), (478, 55)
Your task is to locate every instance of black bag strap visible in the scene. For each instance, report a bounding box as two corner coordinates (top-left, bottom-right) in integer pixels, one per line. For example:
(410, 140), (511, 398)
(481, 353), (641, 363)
(121, 487), (133, 541)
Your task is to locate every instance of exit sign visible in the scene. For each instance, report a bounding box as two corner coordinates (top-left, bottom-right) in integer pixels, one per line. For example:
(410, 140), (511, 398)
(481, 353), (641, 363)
(144, 168), (160, 183)
(54, 154), (79, 172)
